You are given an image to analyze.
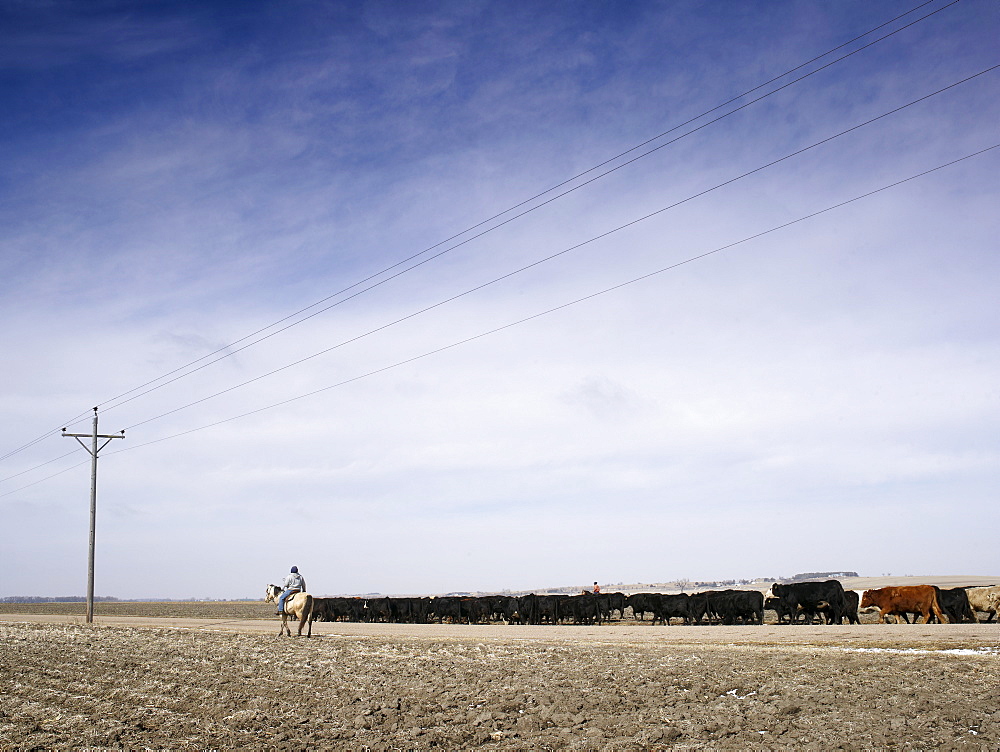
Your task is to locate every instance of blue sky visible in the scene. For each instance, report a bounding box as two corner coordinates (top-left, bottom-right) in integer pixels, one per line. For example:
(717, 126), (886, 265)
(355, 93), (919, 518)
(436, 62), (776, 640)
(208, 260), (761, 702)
(1, 0), (997, 599)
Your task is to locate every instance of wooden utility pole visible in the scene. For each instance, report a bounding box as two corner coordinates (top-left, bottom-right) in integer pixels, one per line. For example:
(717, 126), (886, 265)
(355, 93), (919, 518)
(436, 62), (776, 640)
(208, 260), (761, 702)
(62, 408), (125, 623)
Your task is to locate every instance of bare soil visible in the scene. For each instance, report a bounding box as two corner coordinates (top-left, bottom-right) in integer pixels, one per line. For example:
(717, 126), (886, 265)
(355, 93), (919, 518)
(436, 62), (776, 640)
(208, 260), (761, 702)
(1, 605), (998, 750)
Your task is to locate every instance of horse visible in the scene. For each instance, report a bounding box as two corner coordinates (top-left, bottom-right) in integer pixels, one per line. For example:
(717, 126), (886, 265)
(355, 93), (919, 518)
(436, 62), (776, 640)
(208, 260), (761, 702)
(264, 584), (314, 637)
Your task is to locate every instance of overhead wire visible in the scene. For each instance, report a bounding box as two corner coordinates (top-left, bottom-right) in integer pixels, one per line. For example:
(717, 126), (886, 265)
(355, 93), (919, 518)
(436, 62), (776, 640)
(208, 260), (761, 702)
(84, 144), (996, 465)
(0, 458), (91, 499)
(92, 0), (961, 418)
(114, 64), (999, 433)
(0, 450), (80, 485)
(3, 141), (996, 502)
(0, 408), (93, 464)
(0, 0), (968, 469)
(0, 0), (955, 463)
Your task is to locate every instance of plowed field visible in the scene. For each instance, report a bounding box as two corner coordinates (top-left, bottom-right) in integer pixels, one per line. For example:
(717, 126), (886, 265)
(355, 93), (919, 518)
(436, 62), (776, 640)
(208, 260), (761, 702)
(1, 606), (998, 750)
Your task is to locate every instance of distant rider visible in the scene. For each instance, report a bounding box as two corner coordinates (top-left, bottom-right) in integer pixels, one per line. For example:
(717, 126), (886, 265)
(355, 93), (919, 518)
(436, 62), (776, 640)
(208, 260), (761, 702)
(593, 582), (601, 594)
(277, 566), (306, 615)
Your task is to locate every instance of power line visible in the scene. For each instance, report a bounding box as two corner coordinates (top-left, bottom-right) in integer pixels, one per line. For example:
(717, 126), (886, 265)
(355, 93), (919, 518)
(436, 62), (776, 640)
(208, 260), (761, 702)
(3, 142), (994, 502)
(0, 458), (89, 500)
(93, 0), (960, 418)
(117, 64), (999, 434)
(0, 450), (79, 486)
(0, 410), (93, 464)
(0, 0), (964, 464)
(89, 143), (995, 463)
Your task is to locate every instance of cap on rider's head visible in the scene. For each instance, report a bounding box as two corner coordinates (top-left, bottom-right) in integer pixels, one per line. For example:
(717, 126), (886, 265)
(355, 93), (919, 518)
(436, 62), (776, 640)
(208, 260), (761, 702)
(290, 566), (298, 573)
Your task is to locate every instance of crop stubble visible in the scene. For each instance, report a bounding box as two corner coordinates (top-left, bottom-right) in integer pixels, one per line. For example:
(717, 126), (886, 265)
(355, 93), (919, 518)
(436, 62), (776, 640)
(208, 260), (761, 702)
(2, 612), (998, 750)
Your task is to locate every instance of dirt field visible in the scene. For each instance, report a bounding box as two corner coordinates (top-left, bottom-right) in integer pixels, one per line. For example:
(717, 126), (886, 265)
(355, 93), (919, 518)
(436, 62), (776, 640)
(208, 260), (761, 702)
(2, 604), (998, 750)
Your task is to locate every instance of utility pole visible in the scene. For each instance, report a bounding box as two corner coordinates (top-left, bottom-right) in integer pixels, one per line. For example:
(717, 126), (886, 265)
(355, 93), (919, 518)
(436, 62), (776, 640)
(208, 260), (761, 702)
(63, 408), (125, 624)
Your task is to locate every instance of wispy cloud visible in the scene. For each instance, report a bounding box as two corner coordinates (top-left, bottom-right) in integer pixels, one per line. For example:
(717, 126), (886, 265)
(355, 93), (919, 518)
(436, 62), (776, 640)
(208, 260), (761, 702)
(1, 0), (997, 598)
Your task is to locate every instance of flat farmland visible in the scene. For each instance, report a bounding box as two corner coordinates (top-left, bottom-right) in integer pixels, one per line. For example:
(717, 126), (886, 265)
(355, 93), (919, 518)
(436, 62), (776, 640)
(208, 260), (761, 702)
(0, 600), (276, 620)
(1, 603), (998, 750)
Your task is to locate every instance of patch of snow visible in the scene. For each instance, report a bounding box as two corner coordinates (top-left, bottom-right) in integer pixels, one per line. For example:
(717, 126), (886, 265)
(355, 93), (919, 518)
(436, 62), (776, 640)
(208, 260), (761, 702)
(834, 646), (999, 656)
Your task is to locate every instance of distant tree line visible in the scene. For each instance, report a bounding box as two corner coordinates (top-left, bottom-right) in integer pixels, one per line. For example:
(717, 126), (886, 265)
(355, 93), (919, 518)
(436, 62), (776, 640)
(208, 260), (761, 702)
(787, 571), (858, 582)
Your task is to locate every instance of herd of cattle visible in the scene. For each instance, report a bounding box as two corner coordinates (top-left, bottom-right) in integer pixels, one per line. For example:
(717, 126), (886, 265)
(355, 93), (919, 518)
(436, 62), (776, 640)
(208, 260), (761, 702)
(306, 582), (1000, 626)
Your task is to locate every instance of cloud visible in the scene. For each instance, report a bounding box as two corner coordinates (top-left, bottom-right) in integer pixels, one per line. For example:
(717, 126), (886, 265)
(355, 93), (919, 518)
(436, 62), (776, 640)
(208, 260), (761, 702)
(1, 0), (998, 598)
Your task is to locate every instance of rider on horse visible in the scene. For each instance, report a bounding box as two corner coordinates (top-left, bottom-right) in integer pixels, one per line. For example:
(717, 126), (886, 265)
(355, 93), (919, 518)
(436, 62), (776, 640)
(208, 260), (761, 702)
(277, 566), (306, 615)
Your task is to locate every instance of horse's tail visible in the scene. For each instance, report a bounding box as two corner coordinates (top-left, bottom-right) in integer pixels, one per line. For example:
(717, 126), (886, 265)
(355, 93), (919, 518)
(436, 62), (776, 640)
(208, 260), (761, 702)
(301, 594), (314, 638)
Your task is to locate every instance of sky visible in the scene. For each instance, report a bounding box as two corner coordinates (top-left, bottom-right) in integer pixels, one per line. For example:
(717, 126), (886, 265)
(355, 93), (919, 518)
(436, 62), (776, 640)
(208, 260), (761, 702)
(1, 0), (997, 600)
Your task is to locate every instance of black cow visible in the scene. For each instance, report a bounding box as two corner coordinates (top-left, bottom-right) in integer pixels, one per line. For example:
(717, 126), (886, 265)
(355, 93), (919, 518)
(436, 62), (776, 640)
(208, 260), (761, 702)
(567, 594), (602, 625)
(839, 589), (860, 625)
(705, 590), (763, 625)
(694, 591), (729, 624)
(927, 587), (974, 623)
(652, 594), (692, 625)
(463, 597), (489, 624)
(684, 593), (709, 624)
(536, 595), (561, 625)
(309, 597), (334, 624)
(391, 596), (431, 623)
(604, 592), (627, 620)
(518, 594), (539, 625)
(429, 596), (462, 623)
(480, 596), (511, 623)
(497, 596), (524, 624)
(591, 592), (610, 622)
(390, 597), (413, 623)
(770, 580), (847, 625)
(478, 595), (519, 624)
(816, 589), (860, 624)
(347, 597), (367, 621)
(364, 596), (392, 623)
(626, 593), (659, 621)
(765, 596), (796, 624)
(726, 590), (764, 625)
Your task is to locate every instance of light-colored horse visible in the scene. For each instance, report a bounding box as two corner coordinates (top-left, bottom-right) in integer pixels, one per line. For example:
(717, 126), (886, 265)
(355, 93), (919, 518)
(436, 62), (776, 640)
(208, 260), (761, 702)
(265, 584), (314, 637)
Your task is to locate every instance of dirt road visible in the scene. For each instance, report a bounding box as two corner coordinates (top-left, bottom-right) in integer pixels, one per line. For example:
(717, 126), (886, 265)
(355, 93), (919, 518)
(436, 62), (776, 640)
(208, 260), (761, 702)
(3, 611), (999, 647)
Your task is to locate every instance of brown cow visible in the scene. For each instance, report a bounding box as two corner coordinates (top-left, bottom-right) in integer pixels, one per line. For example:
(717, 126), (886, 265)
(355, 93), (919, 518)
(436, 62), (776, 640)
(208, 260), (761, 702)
(860, 585), (946, 624)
